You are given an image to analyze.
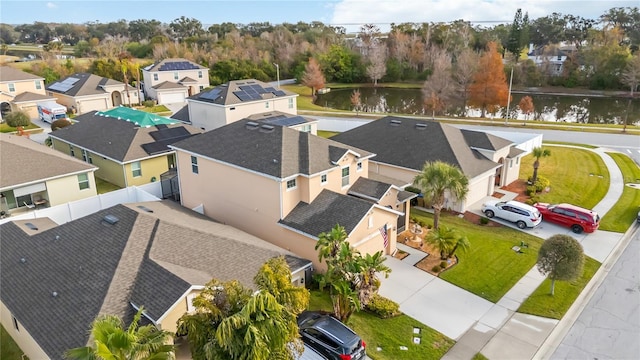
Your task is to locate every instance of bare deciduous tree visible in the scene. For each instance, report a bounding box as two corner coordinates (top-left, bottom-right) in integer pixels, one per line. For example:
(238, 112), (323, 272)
(621, 54), (640, 96)
(366, 44), (387, 86)
(422, 48), (454, 118)
(519, 96), (534, 121)
(350, 89), (362, 116)
(453, 48), (479, 113)
(301, 57), (325, 97)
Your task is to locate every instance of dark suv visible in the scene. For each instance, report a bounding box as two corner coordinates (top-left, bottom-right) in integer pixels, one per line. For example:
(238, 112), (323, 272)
(297, 311), (366, 360)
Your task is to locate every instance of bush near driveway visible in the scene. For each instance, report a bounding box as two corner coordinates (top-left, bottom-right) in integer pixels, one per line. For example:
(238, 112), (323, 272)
(518, 256), (600, 319)
(520, 146), (609, 209)
(598, 153), (640, 232)
(412, 209), (544, 303)
(308, 290), (453, 360)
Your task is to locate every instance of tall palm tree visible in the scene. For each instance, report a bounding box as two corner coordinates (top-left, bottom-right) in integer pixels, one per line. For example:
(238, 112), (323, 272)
(531, 147), (551, 184)
(413, 161), (469, 230)
(66, 307), (175, 360)
(355, 252), (391, 307)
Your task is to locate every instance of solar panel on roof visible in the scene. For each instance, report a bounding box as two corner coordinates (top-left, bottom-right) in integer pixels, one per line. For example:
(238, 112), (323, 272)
(63, 77), (80, 85)
(264, 87), (276, 92)
(199, 89), (221, 101)
(250, 93), (262, 100)
(255, 86), (268, 94)
(273, 90), (286, 96)
(150, 127), (191, 141)
(239, 85), (253, 91)
(234, 91), (252, 101)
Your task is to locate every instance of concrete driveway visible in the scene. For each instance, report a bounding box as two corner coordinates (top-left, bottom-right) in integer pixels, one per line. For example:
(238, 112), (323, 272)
(379, 256), (494, 340)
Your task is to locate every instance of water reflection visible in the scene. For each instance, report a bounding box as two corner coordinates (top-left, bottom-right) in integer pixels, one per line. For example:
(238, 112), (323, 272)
(315, 87), (640, 125)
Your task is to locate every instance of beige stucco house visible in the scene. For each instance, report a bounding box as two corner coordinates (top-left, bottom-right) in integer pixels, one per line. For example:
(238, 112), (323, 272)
(0, 201), (311, 360)
(46, 73), (138, 115)
(183, 79), (298, 131)
(49, 108), (202, 188)
(332, 116), (525, 212)
(171, 120), (416, 270)
(142, 58), (209, 105)
(0, 66), (56, 120)
(0, 133), (97, 214)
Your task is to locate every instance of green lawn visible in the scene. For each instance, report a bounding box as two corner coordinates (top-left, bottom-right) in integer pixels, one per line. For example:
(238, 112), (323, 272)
(520, 146), (609, 209)
(137, 105), (171, 114)
(282, 84), (343, 112)
(308, 290), (454, 360)
(542, 141), (597, 149)
(95, 178), (122, 194)
(317, 130), (339, 139)
(599, 153), (640, 232)
(1, 325), (26, 360)
(411, 209), (544, 303)
(517, 256), (601, 319)
(0, 122), (41, 133)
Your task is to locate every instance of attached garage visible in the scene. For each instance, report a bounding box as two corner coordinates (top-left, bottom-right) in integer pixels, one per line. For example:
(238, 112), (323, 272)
(158, 91), (187, 105)
(78, 98), (109, 113)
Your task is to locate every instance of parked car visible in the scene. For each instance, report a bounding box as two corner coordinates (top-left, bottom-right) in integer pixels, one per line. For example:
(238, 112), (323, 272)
(297, 311), (366, 360)
(534, 203), (600, 233)
(481, 200), (542, 229)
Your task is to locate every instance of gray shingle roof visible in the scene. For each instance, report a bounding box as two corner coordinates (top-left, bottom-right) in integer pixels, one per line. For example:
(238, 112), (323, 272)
(348, 177), (392, 202)
(0, 66), (43, 82)
(172, 120), (372, 178)
(152, 81), (187, 90)
(11, 91), (53, 102)
(0, 133), (96, 189)
(279, 189), (375, 238)
(461, 129), (513, 151)
(246, 111), (313, 127)
(170, 105), (190, 122)
(331, 116), (501, 178)
(188, 79), (296, 106)
(49, 111), (201, 163)
(46, 73), (129, 97)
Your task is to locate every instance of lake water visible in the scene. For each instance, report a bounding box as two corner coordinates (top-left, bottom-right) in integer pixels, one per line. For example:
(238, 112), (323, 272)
(315, 87), (640, 125)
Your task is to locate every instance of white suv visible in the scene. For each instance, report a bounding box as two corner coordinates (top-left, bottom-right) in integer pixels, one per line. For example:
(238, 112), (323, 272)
(481, 200), (542, 229)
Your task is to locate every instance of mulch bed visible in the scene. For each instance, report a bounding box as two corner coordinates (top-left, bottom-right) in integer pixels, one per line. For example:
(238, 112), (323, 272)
(398, 227), (457, 276)
(500, 179), (531, 202)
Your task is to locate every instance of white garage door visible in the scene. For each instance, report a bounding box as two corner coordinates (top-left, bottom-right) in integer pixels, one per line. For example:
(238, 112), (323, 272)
(159, 92), (186, 104)
(80, 98), (108, 113)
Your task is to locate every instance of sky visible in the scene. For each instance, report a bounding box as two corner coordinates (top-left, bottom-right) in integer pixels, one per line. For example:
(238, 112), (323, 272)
(1, 0), (637, 33)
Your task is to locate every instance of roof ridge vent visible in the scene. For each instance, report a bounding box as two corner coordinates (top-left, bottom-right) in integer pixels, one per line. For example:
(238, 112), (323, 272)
(102, 214), (119, 225)
(389, 119), (402, 126)
(259, 124), (275, 133)
(246, 121), (260, 130)
(415, 123), (427, 130)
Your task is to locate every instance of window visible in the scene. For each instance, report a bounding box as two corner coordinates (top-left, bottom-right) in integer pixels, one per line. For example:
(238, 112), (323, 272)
(341, 167), (350, 187)
(198, 70), (203, 78)
(131, 161), (142, 177)
(191, 156), (199, 174)
(173, 72), (179, 80)
(320, 174), (327, 185)
(12, 316), (19, 332)
(78, 173), (90, 190)
(35, 80), (42, 90)
(288, 98), (294, 109)
(286, 179), (296, 190)
(265, 101), (269, 109)
(509, 160), (513, 168)
(70, 146), (75, 157)
(357, 161), (363, 171)
(81, 149), (92, 164)
(199, 85), (204, 91)
(186, 293), (197, 313)
(516, 157), (520, 165)
(153, 73), (158, 81)
(300, 125), (311, 133)
(8, 83), (15, 92)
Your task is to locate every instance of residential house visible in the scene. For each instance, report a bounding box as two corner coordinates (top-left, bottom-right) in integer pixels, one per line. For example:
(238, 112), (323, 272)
(331, 116), (525, 212)
(46, 73), (138, 115)
(526, 43), (577, 76)
(0, 66), (55, 120)
(171, 120), (416, 270)
(183, 79), (298, 131)
(0, 200), (312, 360)
(142, 58), (209, 105)
(245, 111), (318, 135)
(0, 133), (97, 214)
(49, 108), (202, 188)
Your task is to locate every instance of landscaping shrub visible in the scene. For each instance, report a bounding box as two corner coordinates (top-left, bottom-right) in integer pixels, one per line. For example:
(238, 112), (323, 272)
(526, 186), (537, 196)
(479, 217), (489, 225)
(432, 265), (441, 272)
(535, 176), (550, 192)
(51, 119), (72, 131)
(142, 100), (155, 107)
(418, 220), (425, 227)
(440, 261), (448, 268)
(365, 293), (400, 318)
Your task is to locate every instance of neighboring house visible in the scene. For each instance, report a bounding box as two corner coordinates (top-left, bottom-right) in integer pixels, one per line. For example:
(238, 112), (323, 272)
(331, 116), (525, 212)
(526, 43), (576, 76)
(142, 58), (209, 105)
(0, 200), (312, 360)
(245, 111), (318, 135)
(183, 79), (298, 131)
(171, 120), (416, 270)
(46, 73), (138, 115)
(0, 133), (97, 214)
(49, 108), (202, 188)
(0, 66), (54, 120)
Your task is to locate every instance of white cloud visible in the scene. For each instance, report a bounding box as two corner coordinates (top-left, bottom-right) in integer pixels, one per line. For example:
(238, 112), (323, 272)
(47, 2), (57, 9)
(330, 0), (638, 32)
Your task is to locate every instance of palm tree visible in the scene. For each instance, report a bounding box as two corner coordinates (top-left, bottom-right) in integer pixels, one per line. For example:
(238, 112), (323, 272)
(331, 279), (361, 323)
(424, 225), (457, 260)
(413, 161), (469, 230)
(446, 233), (470, 259)
(355, 252), (391, 307)
(316, 224), (348, 264)
(531, 147), (551, 184)
(66, 307), (175, 360)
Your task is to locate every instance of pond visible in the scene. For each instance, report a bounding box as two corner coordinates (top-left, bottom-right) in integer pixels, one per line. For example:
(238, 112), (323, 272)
(315, 87), (640, 125)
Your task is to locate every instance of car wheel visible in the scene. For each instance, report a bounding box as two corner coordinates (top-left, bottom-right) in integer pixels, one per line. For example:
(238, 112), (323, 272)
(572, 225), (583, 234)
(516, 221), (527, 229)
(485, 210), (494, 218)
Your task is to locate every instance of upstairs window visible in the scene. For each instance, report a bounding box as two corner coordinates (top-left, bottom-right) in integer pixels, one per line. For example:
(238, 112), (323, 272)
(288, 98), (294, 109)
(357, 161), (363, 171)
(174, 72), (179, 80)
(8, 83), (15, 92)
(198, 70), (203, 78)
(191, 156), (199, 174)
(153, 73), (158, 81)
(78, 173), (90, 190)
(320, 174), (327, 185)
(341, 167), (350, 187)
(35, 80), (42, 90)
(131, 161), (142, 177)
(286, 179), (297, 190)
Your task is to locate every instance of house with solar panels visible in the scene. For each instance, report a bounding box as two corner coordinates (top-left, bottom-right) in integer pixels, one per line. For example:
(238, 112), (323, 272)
(141, 58), (209, 105)
(184, 79), (298, 131)
(49, 107), (202, 188)
(45, 73), (138, 115)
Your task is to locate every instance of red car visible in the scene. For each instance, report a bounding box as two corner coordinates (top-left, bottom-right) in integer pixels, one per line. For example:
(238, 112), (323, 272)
(534, 203), (600, 233)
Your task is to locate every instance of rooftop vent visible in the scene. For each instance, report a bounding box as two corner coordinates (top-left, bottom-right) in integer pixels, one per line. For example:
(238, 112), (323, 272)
(389, 119), (402, 126)
(137, 205), (154, 213)
(415, 123), (427, 130)
(259, 124), (275, 133)
(52, 291), (58, 298)
(103, 215), (119, 225)
(20, 257), (26, 264)
(245, 121), (260, 130)
(55, 235), (60, 241)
